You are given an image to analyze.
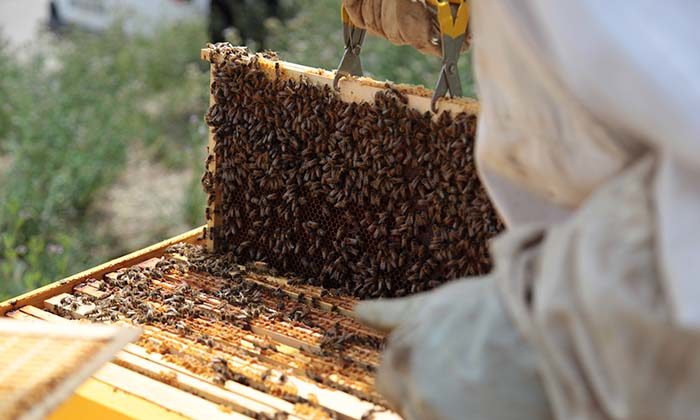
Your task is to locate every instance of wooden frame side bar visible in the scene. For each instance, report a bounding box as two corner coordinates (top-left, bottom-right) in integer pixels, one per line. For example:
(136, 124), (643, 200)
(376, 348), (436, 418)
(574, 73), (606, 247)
(205, 64), (221, 252)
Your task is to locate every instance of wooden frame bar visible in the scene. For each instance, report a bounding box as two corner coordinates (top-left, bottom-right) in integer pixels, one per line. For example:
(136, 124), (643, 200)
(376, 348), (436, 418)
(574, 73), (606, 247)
(205, 63), (221, 251)
(200, 48), (479, 117)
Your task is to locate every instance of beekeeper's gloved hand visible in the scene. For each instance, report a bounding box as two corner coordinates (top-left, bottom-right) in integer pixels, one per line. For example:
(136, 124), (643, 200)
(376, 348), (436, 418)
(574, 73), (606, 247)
(341, 0), (470, 57)
(355, 277), (552, 420)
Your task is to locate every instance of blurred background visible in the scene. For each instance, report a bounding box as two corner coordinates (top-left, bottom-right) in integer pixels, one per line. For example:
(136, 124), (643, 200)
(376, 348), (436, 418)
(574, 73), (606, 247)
(0, 0), (475, 300)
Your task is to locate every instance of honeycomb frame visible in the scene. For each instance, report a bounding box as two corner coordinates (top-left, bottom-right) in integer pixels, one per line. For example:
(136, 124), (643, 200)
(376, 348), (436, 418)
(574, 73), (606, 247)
(202, 45), (504, 299)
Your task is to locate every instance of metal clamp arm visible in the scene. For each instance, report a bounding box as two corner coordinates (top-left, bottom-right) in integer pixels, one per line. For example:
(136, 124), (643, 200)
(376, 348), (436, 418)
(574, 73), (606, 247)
(333, 6), (367, 90)
(429, 0), (470, 112)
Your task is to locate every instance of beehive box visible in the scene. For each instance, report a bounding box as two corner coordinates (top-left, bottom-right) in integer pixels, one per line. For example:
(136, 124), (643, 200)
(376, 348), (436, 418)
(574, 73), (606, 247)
(203, 45), (503, 300)
(1, 228), (398, 419)
(0, 48), (498, 419)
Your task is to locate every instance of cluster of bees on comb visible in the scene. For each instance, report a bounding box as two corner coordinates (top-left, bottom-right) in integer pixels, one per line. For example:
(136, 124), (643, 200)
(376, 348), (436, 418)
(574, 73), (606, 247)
(204, 44), (504, 300)
(76, 244), (387, 410)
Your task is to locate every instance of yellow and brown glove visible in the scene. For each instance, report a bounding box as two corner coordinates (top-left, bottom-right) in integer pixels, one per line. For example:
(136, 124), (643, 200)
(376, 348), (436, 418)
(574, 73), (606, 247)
(341, 0), (470, 57)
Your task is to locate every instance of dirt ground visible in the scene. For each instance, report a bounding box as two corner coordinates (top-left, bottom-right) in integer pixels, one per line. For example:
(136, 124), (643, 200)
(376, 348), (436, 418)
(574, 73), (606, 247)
(0, 155), (12, 179)
(94, 148), (194, 253)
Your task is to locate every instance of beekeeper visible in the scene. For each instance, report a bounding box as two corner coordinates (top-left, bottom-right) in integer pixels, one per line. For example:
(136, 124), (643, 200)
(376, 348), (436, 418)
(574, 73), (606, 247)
(344, 1), (700, 419)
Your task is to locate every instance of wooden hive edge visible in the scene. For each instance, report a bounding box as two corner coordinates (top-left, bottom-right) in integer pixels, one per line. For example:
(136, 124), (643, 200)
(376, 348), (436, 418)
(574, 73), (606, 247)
(0, 226), (206, 316)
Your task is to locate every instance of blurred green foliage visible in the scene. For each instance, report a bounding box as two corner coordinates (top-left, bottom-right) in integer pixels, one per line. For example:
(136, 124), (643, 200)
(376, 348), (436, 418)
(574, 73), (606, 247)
(0, 23), (209, 300)
(0, 0), (474, 300)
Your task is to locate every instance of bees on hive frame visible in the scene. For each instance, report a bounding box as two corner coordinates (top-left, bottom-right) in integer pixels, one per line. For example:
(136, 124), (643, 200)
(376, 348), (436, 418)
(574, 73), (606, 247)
(205, 45), (504, 300)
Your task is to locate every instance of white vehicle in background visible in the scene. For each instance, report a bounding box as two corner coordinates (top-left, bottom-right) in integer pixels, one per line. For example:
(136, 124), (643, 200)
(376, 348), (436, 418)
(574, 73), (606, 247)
(49, 0), (210, 35)
(49, 0), (281, 45)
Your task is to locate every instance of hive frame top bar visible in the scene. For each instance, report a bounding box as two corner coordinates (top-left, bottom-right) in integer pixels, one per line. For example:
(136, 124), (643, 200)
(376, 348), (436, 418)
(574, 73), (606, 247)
(201, 47), (480, 118)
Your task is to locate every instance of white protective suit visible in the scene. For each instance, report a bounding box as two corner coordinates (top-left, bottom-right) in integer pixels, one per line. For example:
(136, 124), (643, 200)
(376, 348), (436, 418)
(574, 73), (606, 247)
(355, 1), (700, 419)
